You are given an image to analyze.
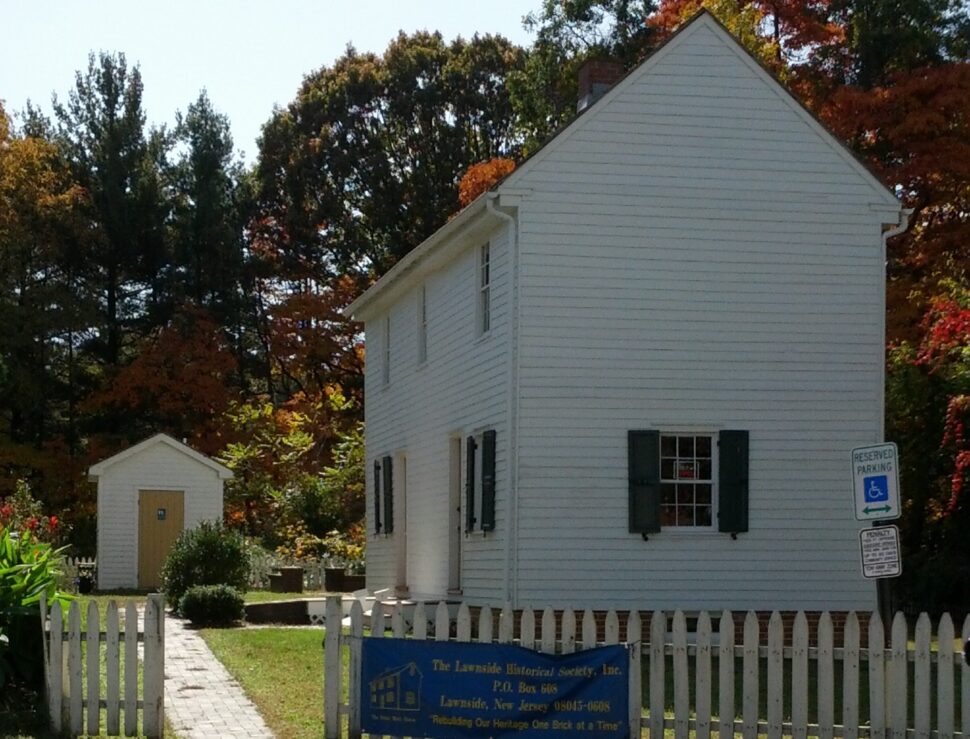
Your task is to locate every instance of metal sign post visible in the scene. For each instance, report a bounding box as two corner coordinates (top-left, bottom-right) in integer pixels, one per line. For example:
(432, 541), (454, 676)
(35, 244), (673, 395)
(851, 442), (902, 627)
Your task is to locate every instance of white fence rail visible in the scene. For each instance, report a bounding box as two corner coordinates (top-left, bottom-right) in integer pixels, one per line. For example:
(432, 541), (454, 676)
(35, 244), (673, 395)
(323, 599), (970, 739)
(41, 593), (165, 738)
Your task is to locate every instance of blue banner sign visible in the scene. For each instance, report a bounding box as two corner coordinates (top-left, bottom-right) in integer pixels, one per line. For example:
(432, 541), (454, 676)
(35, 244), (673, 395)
(361, 637), (629, 738)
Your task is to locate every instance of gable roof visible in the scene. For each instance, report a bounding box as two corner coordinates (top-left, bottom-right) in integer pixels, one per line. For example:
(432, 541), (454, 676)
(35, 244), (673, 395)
(344, 10), (903, 323)
(88, 433), (233, 481)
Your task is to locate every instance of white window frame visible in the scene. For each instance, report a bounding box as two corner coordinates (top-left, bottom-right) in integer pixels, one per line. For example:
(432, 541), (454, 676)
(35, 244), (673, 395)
(658, 431), (718, 531)
(477, 243), (490, 336)
(417, 284), (428, 365)
(381, 315), (391, 386)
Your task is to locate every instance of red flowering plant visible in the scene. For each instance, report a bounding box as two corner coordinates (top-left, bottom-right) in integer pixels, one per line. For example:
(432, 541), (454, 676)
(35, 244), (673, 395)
(0, 480), (72, 690)
(0, 479), (66, 547)
(915, 288), (970, 514)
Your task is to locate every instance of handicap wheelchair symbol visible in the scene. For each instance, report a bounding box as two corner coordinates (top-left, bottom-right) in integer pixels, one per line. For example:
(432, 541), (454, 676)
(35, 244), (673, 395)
(863, 475), (889, 503)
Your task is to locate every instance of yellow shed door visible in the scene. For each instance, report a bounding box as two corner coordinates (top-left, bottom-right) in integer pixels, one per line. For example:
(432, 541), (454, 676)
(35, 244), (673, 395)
(138, 490), (185, 589)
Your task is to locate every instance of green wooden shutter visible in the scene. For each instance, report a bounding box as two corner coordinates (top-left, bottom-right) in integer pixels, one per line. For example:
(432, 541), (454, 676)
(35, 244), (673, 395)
(718, 430), (749, 534)
(373, 460), (382, 534)
(465, 436), (477, 532)
(382, 455), (394, 535)
(481, 430), (496, 532)
(628, 430), (661, 534)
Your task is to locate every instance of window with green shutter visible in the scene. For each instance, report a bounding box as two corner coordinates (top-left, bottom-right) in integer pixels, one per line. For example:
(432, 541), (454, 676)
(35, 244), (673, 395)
(382, 455), (394, 535)
(373, 459), (382, 534)
(628, 430), (661, 534)
(481, 430), (496, 532)
(465, 436), (477, 532)
(629, 429), (749, 535)
(717, 430), (749, 534)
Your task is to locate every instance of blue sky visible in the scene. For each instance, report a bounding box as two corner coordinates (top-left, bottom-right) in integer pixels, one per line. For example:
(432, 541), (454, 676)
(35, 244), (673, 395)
(1, 0), (539, 162)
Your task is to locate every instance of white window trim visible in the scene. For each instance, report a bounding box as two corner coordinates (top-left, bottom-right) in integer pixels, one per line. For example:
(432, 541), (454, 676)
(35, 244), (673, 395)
(657, 431), (718, 533)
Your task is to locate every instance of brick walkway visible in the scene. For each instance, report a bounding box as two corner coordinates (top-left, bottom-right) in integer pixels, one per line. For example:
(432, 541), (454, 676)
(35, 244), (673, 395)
(164, 612), (275, 738)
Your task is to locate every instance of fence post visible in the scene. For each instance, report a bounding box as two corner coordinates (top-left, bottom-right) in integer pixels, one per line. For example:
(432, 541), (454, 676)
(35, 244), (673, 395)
(718, 611), (735, 739)
(843, 612), (860, 739)
(348, 600), (363, 739)
(627, 610), (642, 739)
(47, 600), (63, 734)
(86, 601), (101, 737)
(324, 595), (342, 739)
(106, 601), (120, 736)
(914, 613), (931, 739)
(938, 614), (954, 739)
(67, 601), (82, 736)
(124, 601), (138, 736)
(869, 612), (886, 739)
(649, 610), (665, 739)
(143, 593), (165, 738)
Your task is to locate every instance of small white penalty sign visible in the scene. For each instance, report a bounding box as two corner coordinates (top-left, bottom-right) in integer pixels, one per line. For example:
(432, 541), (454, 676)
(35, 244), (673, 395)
(859, 525), (902, 579)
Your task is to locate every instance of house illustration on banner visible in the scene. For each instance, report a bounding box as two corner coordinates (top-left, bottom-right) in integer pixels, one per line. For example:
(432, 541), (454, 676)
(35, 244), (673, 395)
(369, 662), (423, 711)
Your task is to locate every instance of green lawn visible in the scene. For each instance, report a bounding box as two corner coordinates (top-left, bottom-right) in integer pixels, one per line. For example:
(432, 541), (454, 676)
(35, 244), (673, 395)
(200, 627), (333, 739)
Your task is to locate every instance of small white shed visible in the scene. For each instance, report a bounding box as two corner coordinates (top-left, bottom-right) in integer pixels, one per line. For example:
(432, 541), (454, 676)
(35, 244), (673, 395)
(88, 433), (233, 590)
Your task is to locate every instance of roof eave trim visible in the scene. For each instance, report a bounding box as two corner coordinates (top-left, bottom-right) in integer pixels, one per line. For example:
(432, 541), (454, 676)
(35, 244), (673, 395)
(343, 196), (491, 321)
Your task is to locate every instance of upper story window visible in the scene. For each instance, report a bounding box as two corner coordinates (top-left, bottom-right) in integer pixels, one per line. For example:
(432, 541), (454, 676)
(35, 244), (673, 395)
(417, 284), (428, 364)
(478, 243), (490, 335)
(381, 315), (390, 385)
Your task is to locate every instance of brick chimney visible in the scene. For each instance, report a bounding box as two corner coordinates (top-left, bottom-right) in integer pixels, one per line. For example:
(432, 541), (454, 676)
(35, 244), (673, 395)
(577, 59), (625, 112)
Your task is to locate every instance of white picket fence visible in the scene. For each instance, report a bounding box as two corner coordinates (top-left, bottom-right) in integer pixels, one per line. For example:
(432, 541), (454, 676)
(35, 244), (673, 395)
(40, 593), (165, 738)
(323, 599), (970, 738)
(58, 556), (97, 588)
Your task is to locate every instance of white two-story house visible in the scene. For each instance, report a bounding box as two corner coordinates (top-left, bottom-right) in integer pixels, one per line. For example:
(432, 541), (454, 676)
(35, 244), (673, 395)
(344, 11), (906, 613)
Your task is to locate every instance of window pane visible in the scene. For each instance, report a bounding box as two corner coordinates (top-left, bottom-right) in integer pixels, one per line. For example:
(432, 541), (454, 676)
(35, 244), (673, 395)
(661, 506), (677, 526)
(661, 484), (677, 505)
(678, 436), (694, 457)
(697, 506), (712, 526)
(698, 459), (712, 480)
(696, 484), (712, 504)
(677, 505), (695, 526)
(696, 436), (712, 457)
(676, 484), (694, 505)
(661, 435), (676, 456)
(661, 458), (675, 480)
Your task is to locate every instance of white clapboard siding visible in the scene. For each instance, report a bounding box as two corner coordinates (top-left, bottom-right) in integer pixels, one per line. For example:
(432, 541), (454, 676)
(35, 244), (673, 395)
(362, 219), (512, 601)
(504, 12), (895, 612)
(41, 594), (163, 738)
(326, 604), (968, 739)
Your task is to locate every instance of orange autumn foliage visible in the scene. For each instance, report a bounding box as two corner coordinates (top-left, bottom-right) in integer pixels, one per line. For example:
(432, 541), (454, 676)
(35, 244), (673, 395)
(458, 158), (516, 208)
(821, 64), (970, 342)
(83, 307), (238, 454)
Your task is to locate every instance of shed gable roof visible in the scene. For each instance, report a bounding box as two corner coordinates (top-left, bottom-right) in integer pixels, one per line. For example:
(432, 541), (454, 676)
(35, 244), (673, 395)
(88, 433), (233, 481)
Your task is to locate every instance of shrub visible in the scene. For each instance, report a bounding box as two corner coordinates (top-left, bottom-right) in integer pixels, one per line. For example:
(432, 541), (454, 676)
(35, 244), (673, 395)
(178, 584), (244, 626)
(160, 521), (249, 609)
(0, 527), (72, 690)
